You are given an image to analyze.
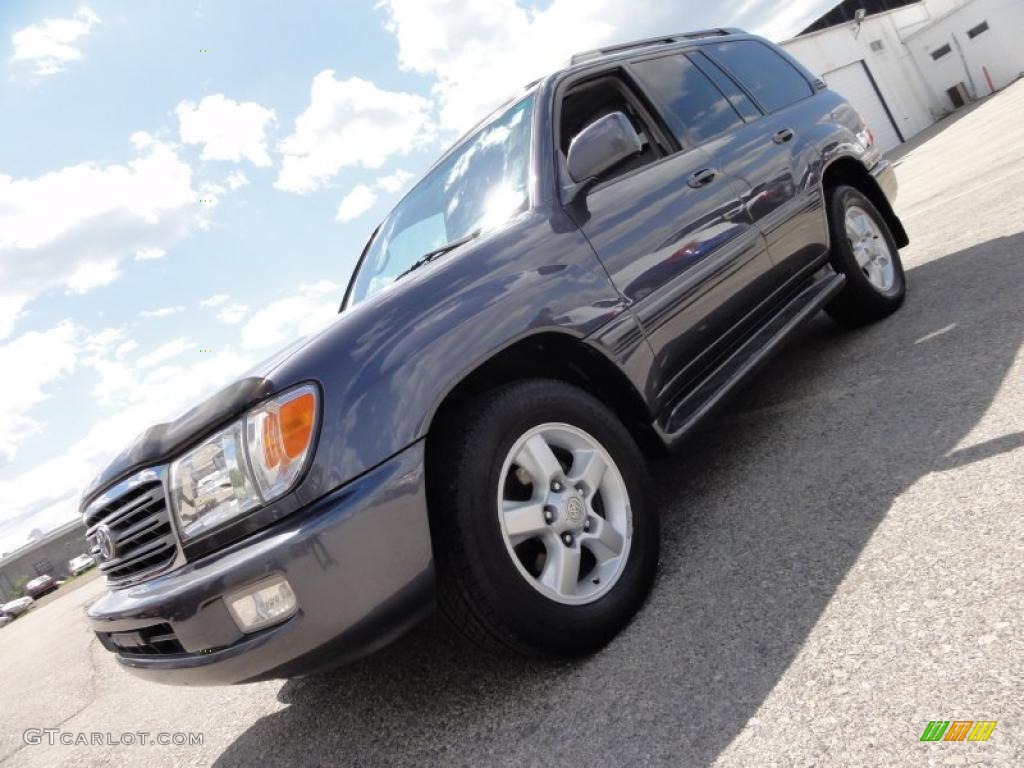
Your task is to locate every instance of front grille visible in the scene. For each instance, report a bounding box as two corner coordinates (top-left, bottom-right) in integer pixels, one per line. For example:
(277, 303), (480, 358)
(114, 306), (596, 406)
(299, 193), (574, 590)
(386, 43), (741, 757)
(98, 623), (186, 656)
(84, 468), (181, 587)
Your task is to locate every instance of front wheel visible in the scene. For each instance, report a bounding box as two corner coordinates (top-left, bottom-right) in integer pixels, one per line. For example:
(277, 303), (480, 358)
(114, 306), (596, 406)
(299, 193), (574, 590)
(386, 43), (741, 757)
(428, 379), (659, 658)
(824, 185), (906, 327)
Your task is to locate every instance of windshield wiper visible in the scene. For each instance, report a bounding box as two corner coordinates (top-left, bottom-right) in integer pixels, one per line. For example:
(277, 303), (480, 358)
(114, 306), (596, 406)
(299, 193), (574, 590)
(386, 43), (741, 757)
(396, 229), (482, 282)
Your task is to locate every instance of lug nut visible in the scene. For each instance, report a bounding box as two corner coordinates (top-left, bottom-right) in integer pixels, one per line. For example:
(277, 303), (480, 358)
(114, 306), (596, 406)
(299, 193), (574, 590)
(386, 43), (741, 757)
(583, 518), (591, 532)
(543, 507), (555, 524)
(562, 533), (573, 546)
(551, 480), (563, 492)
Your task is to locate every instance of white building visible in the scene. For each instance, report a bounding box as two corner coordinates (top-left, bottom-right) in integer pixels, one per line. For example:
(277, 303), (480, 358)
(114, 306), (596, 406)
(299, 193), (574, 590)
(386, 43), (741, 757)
(781, 0), (1024, 151)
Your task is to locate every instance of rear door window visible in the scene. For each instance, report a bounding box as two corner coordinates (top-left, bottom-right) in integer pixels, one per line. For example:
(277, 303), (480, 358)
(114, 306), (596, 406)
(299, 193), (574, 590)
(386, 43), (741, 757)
(705, 40), (813, 113)
(688, 51), (761, 122)
(630, 53), (744, 146)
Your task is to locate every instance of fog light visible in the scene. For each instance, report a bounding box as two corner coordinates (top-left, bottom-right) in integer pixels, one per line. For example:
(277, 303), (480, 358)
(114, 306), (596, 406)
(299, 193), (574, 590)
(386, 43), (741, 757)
(226, 576), (298, 633)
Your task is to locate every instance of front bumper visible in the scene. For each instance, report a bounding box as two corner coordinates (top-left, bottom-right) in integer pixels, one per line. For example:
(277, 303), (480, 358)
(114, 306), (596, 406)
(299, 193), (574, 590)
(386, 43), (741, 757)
(87, 440), (434, 686)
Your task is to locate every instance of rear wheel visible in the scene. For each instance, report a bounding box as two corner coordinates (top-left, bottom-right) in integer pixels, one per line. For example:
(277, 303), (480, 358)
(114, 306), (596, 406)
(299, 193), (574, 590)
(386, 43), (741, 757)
(428, 379), (659, 658)
(824, 185), (906, 327)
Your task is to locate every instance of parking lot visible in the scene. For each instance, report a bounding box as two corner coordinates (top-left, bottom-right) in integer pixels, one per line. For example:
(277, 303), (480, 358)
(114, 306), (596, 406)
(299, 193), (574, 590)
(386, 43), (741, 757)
(2, 80), (1022, 768)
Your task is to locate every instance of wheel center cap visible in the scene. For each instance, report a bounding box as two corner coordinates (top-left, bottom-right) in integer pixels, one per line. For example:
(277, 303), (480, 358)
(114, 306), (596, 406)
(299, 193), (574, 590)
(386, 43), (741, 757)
(564, 496), (586, 526)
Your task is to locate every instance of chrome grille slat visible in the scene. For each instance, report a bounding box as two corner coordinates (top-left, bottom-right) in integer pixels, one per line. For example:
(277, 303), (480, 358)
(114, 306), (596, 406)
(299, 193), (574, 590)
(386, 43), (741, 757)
(113, 514), (167, 547)
(97, 533), (176, 574)
(83, 467), (183, 588)
(85, 484), (162, 532)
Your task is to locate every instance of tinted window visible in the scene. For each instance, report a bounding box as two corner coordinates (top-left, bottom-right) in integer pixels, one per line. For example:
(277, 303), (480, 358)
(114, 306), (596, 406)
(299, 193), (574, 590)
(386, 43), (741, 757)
(706, 41), (813, 113)
(689, 51), (761, 122)
(631, 54), (744, 145)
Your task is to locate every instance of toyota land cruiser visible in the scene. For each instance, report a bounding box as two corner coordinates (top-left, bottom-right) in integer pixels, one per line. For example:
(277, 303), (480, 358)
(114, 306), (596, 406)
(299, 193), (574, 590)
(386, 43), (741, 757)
(82, 28), (907, 685)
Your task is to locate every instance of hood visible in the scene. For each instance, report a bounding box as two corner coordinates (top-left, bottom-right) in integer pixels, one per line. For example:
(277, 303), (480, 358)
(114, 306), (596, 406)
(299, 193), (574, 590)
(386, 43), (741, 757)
(80, 333), (320, 506)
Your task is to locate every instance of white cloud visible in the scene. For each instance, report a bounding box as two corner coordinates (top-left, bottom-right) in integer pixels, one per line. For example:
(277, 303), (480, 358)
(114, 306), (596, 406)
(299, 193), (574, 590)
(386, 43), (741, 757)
(276, 72), (433, 194)
(115, 340), (138, 359)
(0, 295), (30, 341)
(376, 169), (414, 194)
(176, 94), (276, 166)
(136, 337), (192, 368)
(336, 184), (378, 222)
(130, 131), (154, 150)
(240, 281), (340, 350)
(200, 293), (230, 307)
(65, 258), (121, 294)
(0, 137), (201, 337)
(135, 247), (167, 261)
(378, 0), (833, 133)
(139, 305), (186, 318)
(217, 303), (249, 324)
(0, 339), (257, 551)
(335, 169), (414, 224)
(0, 321), (79, 463)
(10, 7), (100, 76)
(84, 327), (125, 357)
(225, 170), (249, 190)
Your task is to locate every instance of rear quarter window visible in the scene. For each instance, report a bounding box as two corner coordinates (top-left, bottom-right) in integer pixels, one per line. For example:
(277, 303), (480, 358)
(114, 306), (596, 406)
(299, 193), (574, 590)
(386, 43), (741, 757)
(705, 40), (813, 113)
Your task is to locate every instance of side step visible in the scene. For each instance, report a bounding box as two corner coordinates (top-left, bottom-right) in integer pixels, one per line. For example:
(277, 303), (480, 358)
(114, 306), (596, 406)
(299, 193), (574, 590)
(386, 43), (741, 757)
(655, 269), (846, 446)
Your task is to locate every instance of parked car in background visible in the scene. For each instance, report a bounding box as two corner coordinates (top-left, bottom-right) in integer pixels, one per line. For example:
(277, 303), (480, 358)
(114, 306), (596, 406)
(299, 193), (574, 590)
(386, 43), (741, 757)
(24, 575), (58, 599)
(69, 554), (97, 576)
(82, 28), (907, 686)
(0, 613), (11, 629)
(1, 596), (35, 618)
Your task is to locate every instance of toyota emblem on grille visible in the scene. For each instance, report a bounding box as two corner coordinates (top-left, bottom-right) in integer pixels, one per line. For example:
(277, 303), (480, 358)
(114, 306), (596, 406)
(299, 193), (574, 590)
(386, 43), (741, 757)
(94, 524), (116, 561)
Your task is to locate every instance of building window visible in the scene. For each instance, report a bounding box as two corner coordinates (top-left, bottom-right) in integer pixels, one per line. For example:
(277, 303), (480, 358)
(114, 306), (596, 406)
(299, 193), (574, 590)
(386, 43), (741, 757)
(931, 44), (952, 61)
(869, 40), (885, 53)
(967, 21), (989, 39)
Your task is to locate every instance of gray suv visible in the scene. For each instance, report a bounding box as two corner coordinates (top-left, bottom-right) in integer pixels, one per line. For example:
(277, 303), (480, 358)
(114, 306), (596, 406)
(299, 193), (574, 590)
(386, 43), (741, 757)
(83, 28), (907, 685)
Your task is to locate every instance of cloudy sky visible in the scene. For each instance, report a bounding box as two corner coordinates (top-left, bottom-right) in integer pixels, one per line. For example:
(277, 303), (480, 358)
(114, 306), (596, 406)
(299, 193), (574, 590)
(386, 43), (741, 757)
(0, 0), (836, 555)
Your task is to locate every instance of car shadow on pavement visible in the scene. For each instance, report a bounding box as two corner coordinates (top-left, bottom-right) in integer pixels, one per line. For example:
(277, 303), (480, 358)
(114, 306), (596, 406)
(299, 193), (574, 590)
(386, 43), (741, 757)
(214, 233), (1024, 768)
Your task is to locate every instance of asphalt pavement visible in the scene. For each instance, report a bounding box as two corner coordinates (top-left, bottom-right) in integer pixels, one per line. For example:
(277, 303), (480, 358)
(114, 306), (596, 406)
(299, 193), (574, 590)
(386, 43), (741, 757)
(1, 80), (1022, 768)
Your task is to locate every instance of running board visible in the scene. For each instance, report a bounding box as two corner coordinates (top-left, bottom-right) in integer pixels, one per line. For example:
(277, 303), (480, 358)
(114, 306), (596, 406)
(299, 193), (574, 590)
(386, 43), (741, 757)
(655, 269), (846, 447)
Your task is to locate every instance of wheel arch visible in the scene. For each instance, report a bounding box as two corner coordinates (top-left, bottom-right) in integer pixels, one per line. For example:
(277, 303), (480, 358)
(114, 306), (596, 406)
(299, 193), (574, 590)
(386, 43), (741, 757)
(822, 156), (908, 248)
(425, 331), (663, 461)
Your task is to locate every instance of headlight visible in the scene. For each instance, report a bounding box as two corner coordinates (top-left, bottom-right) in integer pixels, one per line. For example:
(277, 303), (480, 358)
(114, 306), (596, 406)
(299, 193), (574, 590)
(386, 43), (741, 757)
(170, 384), (319, 540)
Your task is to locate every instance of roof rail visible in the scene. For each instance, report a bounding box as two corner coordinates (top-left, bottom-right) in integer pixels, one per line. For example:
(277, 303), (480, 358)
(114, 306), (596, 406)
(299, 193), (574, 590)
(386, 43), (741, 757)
(569, 28), (744, 65)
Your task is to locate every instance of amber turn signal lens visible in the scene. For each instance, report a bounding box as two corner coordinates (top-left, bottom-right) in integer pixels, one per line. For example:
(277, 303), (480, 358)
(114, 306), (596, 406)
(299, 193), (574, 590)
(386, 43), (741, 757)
(245, 384), (319, 502)
(280, 392), (315, 459)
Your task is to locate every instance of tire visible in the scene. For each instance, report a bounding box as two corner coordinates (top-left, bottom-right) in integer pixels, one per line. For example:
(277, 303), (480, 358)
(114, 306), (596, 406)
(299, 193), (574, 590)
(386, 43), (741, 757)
(427, 378), (659, 658)
(824, 185), (906, 327)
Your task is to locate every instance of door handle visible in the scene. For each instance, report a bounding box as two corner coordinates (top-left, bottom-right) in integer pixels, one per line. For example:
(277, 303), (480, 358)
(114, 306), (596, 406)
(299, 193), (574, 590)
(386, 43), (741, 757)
(688, 168), (717, 189)
(773, 128), (795, 144)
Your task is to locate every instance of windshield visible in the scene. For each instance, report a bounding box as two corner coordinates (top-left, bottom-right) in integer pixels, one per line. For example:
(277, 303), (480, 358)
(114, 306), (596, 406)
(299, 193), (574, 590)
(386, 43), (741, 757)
(347, 93), (535, 306)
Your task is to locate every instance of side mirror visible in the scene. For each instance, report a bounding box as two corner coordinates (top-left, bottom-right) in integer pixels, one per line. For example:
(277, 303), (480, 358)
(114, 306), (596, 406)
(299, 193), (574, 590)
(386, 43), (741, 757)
(566, 112), (643, 187)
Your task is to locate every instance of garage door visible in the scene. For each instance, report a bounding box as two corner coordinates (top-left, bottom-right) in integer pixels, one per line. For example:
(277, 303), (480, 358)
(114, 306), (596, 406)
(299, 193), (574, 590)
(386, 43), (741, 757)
(822, 61), (903, 152)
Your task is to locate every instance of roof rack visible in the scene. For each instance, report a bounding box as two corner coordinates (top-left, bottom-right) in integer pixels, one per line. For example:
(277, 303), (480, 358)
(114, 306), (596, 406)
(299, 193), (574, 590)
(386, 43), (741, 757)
(569, 28), (744, 65)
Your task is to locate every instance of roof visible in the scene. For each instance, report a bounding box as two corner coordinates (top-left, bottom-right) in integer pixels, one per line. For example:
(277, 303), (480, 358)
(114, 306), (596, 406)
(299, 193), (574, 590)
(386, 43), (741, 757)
(569, 28), (745, 66)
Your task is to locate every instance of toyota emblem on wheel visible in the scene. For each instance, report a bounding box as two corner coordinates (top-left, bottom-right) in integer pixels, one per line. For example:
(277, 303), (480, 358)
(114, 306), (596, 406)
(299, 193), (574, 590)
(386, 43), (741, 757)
(94, 524), (116, 562)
